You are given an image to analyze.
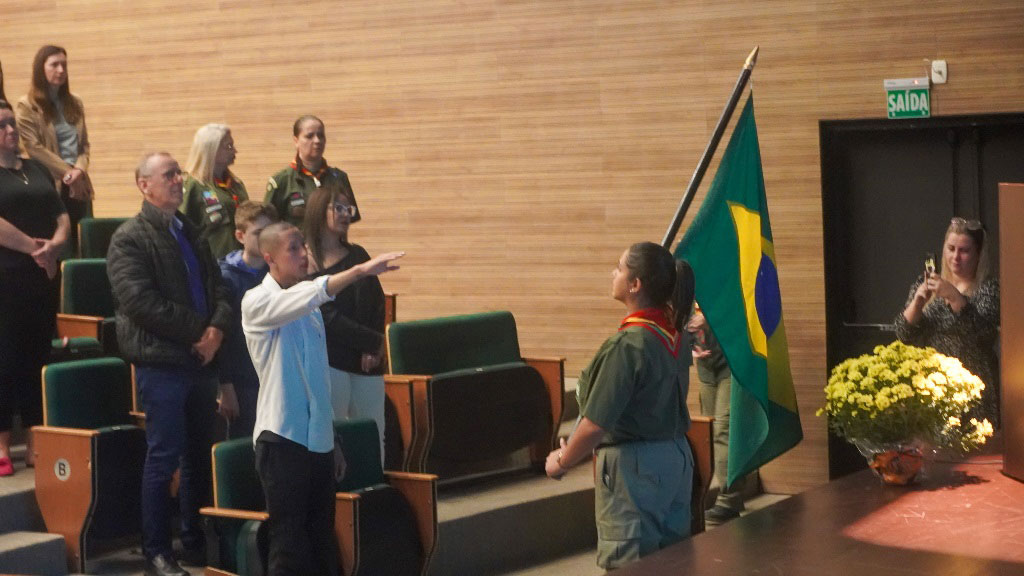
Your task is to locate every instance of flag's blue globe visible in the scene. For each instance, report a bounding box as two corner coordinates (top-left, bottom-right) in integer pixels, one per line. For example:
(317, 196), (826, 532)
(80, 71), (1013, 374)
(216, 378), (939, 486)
(756, 253), (781, 338)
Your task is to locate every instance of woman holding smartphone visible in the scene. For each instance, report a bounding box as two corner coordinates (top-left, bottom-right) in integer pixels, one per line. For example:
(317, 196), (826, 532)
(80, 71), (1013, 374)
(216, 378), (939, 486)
(896, 217), (1000, 427)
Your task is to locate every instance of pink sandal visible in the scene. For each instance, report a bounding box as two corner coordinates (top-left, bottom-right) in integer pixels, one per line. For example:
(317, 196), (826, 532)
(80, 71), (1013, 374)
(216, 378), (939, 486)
(0, 456), (13, 477)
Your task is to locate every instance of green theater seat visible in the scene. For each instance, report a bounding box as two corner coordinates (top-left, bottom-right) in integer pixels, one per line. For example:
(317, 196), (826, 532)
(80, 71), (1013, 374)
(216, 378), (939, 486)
(32, 357), (146, 574)
(384, 311), (565, 481)
(202, 437), (268, 576)
(201, 419), (437, 576)
(77, 217), (128, 258)
(55, 258), (118, 356)
(49, 336), (103, 363)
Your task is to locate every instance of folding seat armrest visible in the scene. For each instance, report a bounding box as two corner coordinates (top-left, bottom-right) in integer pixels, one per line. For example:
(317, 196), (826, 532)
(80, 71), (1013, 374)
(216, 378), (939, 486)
(129, 411), (147, 428)
(522, 356), (566, 450)
(334, 493), (361, 576)
(384, 292), (398, 324)
(384, 471), (438, 569)
(199, 507), (270, 522)
(384, 375), (433, 472)
(686, 415), (714, 534)
(55, 313), (104, 341)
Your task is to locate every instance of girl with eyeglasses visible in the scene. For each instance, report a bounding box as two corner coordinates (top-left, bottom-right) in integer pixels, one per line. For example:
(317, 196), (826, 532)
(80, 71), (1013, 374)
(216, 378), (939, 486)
(181, 123), (250, 259)
(303, 184), (386, 462)
(897, 217), (1000, 427)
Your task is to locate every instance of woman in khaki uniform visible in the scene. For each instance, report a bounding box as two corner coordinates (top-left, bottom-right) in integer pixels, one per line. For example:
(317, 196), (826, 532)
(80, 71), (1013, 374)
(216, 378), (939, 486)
(15, 45), (92, 253)
(265, 115), (360, 229)
(181, 123), (248, 259)
(546, 242), (695, 570)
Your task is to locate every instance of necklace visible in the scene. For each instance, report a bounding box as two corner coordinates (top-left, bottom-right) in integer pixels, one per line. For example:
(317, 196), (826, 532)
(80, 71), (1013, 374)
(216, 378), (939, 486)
(1, 163), (28, 185)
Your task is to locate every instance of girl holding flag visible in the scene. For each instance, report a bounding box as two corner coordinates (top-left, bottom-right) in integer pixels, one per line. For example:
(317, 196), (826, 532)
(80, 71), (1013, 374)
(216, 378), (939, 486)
(546, 241), (695, 570)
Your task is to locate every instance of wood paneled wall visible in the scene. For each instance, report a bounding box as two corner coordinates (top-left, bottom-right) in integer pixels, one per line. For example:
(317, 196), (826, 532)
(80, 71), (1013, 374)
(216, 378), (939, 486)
(4, 0), (1023, 492)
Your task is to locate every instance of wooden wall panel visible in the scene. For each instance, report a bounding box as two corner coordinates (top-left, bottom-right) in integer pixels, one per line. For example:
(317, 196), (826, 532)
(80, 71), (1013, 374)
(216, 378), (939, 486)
(4, 0), (1023, 493)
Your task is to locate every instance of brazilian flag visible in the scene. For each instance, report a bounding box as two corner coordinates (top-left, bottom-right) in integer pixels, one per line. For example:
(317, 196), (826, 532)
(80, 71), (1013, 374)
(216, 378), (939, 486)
(676, 95), (802, 485)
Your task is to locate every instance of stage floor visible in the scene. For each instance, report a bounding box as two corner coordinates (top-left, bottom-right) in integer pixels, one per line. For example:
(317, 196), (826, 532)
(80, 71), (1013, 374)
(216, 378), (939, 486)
(612, 455), (1024, 576)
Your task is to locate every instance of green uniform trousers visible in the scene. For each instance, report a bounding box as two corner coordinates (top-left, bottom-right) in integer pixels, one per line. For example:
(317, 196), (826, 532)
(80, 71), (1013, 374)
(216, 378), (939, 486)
(594, 437), (693, 570)
(699, 374), (751, 512)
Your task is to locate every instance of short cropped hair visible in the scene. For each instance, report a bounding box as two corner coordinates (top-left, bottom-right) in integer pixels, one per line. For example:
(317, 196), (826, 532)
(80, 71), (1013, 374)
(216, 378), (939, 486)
(235, 201), (279, 232)
(258, 221), (300, 255)
(135, 151), (172, 182)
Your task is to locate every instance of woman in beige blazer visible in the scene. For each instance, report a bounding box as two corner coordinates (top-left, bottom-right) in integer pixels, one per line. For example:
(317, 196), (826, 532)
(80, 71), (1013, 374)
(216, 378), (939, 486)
(16, 45), (92, 252)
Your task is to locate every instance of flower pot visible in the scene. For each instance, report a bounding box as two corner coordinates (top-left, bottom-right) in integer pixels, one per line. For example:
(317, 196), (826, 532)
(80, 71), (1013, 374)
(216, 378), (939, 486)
(852, 440), (925, 485)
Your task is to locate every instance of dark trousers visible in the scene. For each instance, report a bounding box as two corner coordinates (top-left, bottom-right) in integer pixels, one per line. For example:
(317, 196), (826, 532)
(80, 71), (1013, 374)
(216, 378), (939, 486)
(256, 433), (338, 576)
(0, 266), (58, 432)
(136, 363), (217, 559)
(227, 383), (258, 440)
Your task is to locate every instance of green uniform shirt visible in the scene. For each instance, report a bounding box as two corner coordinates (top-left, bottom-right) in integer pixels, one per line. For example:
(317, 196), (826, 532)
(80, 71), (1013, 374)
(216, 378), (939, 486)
(180, 173), (249, 260)
(577, 326), (691, 444)
(265, 163), (360, 229)
(694, 325), (730, 384)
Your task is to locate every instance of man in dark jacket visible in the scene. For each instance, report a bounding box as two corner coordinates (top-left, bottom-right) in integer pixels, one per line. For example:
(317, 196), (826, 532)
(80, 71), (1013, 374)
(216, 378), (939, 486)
(107, 152), (232, 576)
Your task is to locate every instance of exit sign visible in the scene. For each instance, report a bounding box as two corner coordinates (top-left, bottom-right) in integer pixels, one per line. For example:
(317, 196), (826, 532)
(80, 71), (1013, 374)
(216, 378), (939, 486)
(885, 77), (930, 119)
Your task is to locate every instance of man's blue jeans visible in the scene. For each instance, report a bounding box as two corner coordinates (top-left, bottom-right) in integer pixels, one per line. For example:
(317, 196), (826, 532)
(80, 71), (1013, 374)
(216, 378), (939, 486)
(136, 363), (218, 559)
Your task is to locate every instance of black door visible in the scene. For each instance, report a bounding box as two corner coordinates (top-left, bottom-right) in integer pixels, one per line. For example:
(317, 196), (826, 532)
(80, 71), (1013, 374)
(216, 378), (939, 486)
(820, 112), (1024, 478)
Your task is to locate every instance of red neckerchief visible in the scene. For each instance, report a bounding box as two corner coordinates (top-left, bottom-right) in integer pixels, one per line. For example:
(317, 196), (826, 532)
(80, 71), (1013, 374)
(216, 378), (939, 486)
(213, 175), (239, 205)
(619, 307), (680, 357)
(291, 155), (328, 184)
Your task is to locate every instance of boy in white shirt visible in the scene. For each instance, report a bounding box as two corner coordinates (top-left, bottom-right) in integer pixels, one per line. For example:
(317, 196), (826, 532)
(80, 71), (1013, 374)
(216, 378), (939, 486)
(241, 221), (402, 575)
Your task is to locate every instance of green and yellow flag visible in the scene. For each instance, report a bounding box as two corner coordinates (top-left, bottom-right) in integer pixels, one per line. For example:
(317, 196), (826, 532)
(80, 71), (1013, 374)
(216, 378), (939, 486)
(676, 95), (802, 485)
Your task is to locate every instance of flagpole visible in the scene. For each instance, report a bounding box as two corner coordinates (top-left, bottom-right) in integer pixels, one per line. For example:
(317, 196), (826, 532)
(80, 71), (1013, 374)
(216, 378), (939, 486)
(661, 46), (760, 249)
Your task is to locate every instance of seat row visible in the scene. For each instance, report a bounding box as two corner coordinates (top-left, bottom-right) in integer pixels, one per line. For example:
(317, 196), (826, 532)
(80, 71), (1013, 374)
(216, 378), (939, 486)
(34, 356), (438, 575)
(36, 218), (713, 573)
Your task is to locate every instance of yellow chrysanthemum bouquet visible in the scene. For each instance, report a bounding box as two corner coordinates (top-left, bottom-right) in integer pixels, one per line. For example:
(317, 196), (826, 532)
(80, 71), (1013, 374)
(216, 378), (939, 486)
(819, 341), (993, 468)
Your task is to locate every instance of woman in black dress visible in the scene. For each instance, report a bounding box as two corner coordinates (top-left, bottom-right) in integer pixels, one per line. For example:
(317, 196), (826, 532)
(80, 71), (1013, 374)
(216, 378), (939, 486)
(0, 99), (69, 475)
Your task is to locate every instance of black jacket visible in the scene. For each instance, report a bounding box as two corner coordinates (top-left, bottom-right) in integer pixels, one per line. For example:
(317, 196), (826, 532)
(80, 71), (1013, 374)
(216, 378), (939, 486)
(107, 201), (232, 366)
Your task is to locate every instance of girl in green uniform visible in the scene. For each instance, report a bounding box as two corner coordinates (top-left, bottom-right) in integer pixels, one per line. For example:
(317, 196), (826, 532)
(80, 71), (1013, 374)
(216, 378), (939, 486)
(265, 115), (359, 229)
(181, 123), (248, 259)
(546, 241), (695, 570)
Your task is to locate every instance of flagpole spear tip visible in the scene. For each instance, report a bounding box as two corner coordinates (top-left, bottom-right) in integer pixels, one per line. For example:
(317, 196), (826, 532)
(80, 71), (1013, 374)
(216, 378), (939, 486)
(744, 46), (760, 70)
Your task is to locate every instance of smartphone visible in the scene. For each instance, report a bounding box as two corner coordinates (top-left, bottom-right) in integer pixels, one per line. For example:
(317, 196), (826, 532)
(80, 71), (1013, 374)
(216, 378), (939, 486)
(924, 253), (936, 277)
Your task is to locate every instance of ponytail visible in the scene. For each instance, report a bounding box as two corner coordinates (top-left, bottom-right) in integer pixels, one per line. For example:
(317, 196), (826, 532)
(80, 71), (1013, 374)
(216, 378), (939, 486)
(671, 259), (695, 332)
(624, 241), (695, 332)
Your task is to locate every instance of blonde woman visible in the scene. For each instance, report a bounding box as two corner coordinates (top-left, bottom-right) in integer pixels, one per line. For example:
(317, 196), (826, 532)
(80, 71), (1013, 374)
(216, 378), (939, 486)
(896, 217), (1000, 427)
(181, 123), (249, 259)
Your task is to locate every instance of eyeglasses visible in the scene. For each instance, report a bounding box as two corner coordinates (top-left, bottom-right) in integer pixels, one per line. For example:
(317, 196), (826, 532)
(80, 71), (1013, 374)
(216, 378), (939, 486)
(156, 168), (182, 181)
(332, 203), (357, 218)
(950, 217), (983, 231)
